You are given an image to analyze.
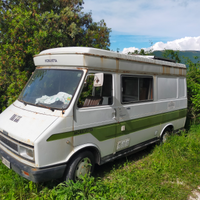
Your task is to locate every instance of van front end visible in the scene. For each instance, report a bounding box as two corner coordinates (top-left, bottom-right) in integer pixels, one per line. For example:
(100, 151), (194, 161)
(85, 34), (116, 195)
(0, 141), (67, 183)
(0, 100), (75, 182)
(0, 67), (86, 182)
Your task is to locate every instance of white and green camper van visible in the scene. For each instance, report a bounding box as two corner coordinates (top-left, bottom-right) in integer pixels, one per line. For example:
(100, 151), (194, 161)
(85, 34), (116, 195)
(0, 47), (187, 182)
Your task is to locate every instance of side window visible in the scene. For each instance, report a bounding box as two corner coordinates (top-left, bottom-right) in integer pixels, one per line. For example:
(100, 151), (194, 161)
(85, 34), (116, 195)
(157, 77), (177, 100)
(121, 76), (153, 103)
(78, 73), (113, 107)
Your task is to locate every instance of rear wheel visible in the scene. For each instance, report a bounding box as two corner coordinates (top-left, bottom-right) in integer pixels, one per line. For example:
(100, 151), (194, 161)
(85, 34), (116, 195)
(64, 151), (95, 182)
(161, 128), (171, 143)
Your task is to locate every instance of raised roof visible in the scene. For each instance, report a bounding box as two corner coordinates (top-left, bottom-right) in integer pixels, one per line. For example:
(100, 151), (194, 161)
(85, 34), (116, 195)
(36, 47), (186, 69)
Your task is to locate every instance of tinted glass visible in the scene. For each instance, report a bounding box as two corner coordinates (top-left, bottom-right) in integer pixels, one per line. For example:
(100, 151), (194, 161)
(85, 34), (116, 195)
(122, 76), (153, 103)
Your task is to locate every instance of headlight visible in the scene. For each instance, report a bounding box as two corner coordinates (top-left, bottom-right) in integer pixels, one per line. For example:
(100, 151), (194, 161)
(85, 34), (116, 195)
(19, 146), (34, 161)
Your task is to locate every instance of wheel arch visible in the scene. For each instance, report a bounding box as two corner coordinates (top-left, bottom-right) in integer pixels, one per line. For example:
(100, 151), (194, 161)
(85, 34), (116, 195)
(160, 124), (174, 137)
(66, 144), (101, 165)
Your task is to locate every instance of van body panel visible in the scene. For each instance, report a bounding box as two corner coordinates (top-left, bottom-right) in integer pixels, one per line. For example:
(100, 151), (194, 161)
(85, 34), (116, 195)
(0, 103), (58, 145)
(47, 108), (187, 142)
(74, 106), (117, 156)
(35, 115), (74, 167)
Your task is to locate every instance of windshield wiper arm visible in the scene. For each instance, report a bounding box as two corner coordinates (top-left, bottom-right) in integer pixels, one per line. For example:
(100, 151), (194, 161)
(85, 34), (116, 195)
(62, 105), (65, 115)
(18, 99), (28, 106)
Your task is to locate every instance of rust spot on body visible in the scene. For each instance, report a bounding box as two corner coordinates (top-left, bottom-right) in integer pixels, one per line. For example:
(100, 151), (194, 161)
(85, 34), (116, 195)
(83, 55), (86, 66)
(166, 67), (170, 74)
(36, 66), (52, 69)
(34, 53), (52, 57)
(59, 110), (66, 118)
(101, 57), (104, 68)
(179, 68), (182, 75)
(76, 67), (85, 70)
(162, 66), (170, 74)
(122, 70), (131, 74)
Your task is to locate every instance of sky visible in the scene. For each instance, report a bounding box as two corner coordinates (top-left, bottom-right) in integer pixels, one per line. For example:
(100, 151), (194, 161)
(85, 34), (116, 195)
(83, 0), (200, 53)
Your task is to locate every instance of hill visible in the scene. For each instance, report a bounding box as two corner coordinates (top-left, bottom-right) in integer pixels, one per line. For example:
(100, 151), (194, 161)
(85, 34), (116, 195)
(153, 51), (200, 65)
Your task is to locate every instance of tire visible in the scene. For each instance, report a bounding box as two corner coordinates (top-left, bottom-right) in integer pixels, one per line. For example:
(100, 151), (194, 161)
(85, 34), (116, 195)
(64, 151), (95, 182)
(161, 128), (171, 143)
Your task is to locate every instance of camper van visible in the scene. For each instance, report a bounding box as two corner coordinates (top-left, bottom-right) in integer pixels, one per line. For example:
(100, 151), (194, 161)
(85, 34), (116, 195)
(0, 47), (187, 182)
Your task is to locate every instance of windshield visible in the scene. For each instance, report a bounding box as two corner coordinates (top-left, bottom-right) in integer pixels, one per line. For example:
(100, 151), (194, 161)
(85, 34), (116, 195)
(19, 69), (83, 110)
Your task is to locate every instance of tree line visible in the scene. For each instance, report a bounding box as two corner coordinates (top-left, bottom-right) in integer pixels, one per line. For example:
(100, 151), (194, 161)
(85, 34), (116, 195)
(0, 0), (111, 112)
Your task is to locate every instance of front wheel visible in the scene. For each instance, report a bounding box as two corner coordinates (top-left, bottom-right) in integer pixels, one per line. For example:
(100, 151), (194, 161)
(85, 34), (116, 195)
(64, 151), (95, 182)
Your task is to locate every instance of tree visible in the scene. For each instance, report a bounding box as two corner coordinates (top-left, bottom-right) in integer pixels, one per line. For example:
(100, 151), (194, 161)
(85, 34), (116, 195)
(128, 48), (153, 56)
(162, 49), (181, 63)
(185, 57), (200, 124)
(0, 0), (111, 112)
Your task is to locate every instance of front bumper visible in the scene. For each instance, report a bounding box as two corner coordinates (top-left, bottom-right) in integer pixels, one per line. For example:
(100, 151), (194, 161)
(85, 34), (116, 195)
(0, 148), (66, 183)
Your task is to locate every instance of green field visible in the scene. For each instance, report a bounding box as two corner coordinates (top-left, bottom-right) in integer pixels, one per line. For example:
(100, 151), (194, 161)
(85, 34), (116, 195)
(1, 124), (200, 199)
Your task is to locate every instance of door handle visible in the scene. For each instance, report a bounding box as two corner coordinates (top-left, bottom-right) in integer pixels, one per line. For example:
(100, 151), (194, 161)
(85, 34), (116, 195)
(112, 108), (117, 120)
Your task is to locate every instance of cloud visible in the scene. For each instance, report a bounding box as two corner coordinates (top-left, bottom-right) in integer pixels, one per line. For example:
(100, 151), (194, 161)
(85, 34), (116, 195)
(122, 36), (200, 53)
(152, 36), (200, 50)
(122, 47), (140, 54)
(83, 0), (200, 38)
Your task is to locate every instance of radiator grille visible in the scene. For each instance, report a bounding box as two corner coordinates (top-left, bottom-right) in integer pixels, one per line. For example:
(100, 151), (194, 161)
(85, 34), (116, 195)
(0, 134), (18, 152)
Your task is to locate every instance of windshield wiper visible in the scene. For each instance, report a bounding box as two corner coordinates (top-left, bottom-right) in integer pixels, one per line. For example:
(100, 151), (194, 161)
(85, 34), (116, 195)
(62, 105), (65, 115)
(18, 99), (28, 106)
(36, 103), (55, 112)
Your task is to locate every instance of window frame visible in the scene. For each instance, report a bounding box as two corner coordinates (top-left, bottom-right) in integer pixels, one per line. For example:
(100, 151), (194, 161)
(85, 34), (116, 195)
(121, 74), (154, 104)
(18, 68), (84, 110)
(77, 71), (114, 108)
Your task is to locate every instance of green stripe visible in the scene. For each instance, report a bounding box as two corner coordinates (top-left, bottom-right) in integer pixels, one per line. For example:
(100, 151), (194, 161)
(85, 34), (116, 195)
(47, 109), (187, 142)
(116, 109), (186, 137)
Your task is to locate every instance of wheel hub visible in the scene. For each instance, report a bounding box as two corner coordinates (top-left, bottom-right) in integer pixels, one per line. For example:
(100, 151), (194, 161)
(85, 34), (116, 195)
(75, 158), (91, 180)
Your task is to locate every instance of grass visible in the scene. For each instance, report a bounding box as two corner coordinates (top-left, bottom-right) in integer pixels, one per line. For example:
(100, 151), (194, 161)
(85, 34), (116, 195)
(1, 124), (200, 199)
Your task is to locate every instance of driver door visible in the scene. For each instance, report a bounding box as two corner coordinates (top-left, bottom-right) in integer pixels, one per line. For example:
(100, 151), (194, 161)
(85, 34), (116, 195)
(73, 72), (117, 158)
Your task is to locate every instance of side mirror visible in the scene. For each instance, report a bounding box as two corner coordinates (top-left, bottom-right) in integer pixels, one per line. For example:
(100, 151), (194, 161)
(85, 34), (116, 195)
(93, 73), (104, 87)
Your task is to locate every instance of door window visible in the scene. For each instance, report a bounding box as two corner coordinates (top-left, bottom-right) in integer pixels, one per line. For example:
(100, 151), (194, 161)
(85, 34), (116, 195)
(78, 73), (113, 107)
